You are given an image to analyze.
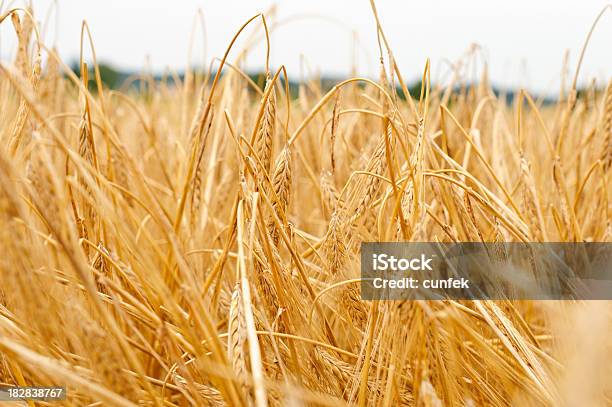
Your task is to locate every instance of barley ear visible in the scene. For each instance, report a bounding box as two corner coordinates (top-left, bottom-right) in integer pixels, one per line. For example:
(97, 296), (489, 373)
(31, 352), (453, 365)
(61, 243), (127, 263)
(255, 74), (276, 174)
(227, 284), (249, 396)
(268, 146), (292, 244)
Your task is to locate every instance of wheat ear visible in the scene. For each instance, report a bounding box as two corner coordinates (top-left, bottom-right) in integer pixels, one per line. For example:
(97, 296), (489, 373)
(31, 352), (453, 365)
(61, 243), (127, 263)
(255, 74), (277, 174)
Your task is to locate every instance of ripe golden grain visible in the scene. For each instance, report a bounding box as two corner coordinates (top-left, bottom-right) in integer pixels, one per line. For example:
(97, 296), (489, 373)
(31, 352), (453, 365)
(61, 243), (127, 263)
(0, 4), (610, 406)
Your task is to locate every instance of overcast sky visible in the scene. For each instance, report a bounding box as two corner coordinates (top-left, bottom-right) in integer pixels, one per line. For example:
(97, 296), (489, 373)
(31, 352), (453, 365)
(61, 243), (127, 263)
(0, 0), (610, 96)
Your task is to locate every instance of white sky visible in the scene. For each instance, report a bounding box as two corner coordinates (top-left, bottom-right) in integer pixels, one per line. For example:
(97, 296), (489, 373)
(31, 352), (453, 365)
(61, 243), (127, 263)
(1, 0), (610, 96)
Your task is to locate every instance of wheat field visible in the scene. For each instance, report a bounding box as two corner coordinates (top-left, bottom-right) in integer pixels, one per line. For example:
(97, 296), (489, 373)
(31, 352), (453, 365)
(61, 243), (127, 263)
(0, 3), (611, 406)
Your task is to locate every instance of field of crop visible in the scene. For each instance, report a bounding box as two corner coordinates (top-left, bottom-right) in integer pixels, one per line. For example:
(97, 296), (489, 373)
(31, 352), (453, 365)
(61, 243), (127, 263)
(0, 3), (611, 406)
